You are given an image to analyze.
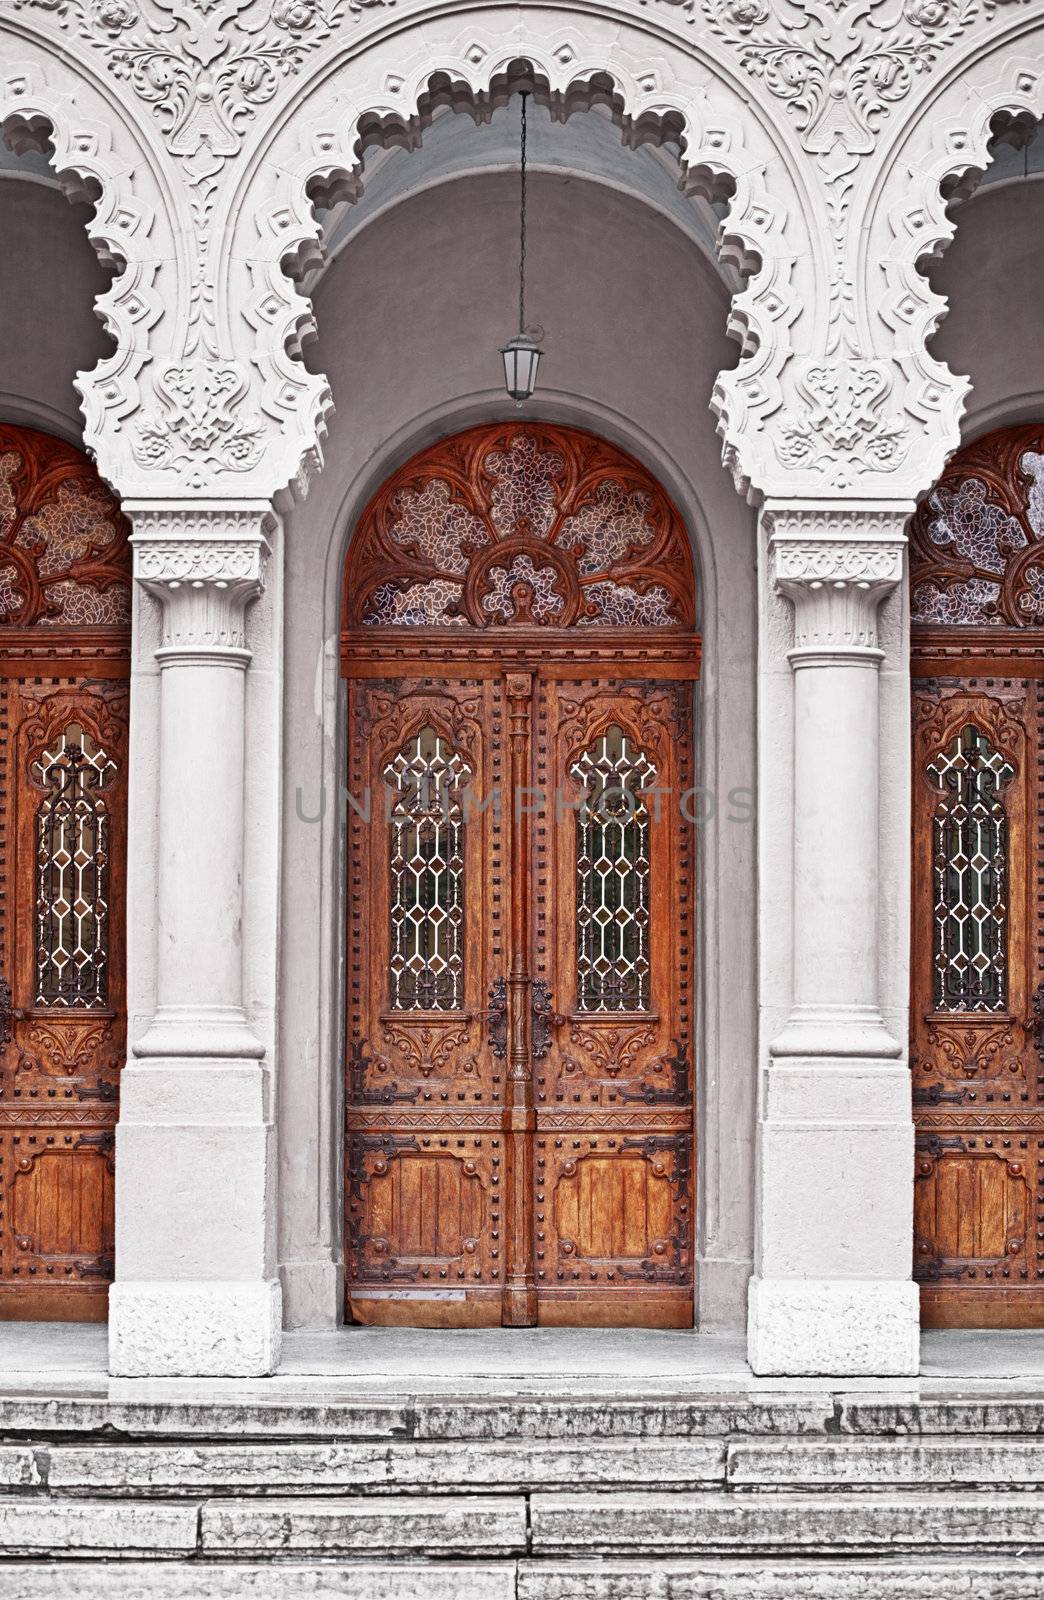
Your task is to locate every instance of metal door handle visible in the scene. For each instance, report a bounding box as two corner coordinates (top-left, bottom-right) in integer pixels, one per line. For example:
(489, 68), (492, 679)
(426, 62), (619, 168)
(531, 981), (565, 1061)
(485, 978), (508, 1060)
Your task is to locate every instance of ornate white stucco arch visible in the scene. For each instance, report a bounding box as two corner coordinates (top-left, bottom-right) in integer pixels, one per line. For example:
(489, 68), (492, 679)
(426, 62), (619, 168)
(229, 4), (820, 502)
(869, 8), (1044, 499)
(0, 23), (178, 487)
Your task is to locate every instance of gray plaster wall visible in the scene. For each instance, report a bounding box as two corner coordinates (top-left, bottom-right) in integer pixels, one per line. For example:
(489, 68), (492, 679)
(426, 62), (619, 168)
(278, 166), (759, 1330)
(0, 174), (111, 437)
(929, 175), (1044, 436)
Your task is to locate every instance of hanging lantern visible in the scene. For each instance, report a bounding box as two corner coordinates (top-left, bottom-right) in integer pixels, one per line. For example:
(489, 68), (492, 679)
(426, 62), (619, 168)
(500, 91), (543, 405)
(501, 331), (541, 403)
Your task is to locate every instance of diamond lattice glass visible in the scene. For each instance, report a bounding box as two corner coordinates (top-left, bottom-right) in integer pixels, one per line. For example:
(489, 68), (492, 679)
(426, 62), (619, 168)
(385, 728), (472, 1011)
(34, 722), (115, 1008)
(927, 723), (1014, 1012)
(572, 725), (656, 1012)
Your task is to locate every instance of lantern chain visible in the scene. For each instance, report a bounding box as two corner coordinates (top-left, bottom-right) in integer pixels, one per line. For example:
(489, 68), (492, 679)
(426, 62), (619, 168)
(519, 90), (528, 337)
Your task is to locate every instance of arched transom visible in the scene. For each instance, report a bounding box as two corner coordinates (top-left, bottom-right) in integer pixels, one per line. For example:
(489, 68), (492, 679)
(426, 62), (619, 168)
(0, 426), (130, 631)
(911, 425), (1044, 629)
(344, 423), (695, 633)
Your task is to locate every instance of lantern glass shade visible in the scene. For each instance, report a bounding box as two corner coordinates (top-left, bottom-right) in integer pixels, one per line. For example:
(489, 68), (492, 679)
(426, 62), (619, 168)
(501, 333), (542, 402)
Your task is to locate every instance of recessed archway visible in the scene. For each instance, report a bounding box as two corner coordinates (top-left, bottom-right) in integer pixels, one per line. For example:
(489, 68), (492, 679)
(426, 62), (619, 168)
(340, 419), (699, 1327)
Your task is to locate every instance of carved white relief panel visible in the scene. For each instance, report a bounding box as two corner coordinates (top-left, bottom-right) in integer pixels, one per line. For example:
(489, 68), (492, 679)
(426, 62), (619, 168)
(0, 0), (1038, 506)
(871, 24), (1044, 497)
(234, 3), (816, 502)
(0, 44), (174, 491)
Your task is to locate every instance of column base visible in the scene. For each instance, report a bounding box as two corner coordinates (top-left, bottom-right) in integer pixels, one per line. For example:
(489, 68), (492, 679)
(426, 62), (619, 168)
(108, 1279), (282, 1377)
(133, 1005), (265, 1060)
(770, 1004), (902, 1058)
(747, 1276), (919, 1376)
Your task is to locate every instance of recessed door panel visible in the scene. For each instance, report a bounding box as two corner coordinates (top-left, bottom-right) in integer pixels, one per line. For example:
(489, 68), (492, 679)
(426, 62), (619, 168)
(342, 422), (700, 1328)
(909, 423), (1044, 1327)
(345, 676), (510, 1325)
(0, 676), (128, 1320)
(533, 677), (695, 1326)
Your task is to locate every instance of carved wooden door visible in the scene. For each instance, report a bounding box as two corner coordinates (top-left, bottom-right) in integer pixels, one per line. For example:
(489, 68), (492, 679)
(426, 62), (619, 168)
(342, 422), (699, 1327)
(0, 426), (131, 1320)
(534, 674), (695, 1326)
(911, 424), (1044, 1326)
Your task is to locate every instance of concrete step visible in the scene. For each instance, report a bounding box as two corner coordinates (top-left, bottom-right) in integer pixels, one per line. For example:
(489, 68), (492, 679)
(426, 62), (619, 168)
(5, 1390), (1044, 1439)
(729, 1436), (1044, 1486)
(201, 1494), (526, 1556)
(42, 1437), (726, 1494)
(16, 1433), (1044, 1496)
(530, 1490), (1044, 1555)
(4, 1560), (1044, 1599)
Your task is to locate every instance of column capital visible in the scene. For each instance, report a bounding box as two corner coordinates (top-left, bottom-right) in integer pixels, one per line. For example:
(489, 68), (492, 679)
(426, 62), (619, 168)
(766, 503), (908, 659)
(128, 501), (274, 662)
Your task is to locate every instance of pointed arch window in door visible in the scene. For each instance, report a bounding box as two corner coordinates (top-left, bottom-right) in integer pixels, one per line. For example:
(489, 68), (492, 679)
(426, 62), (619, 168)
(572, 724), (656, 1013)
(33, 722), (116, 1009)
(384, 728), (473, 1012)
(926, 722), (1015, 1013)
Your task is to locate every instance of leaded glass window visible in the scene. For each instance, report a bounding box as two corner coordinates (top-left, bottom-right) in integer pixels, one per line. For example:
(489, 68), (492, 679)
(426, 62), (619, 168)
(927, 723), (1014, 1012)
(385, 728), (471, 1011)
(33, 723), (115, 1008)
(572, 725), (656, 1012)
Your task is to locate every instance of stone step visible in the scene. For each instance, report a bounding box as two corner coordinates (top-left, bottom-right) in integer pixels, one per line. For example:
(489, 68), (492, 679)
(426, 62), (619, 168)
(6, 1391), (1044, 1441)
(3, 1560), (1044, 1600)
(730, 1437), (1044, 1486)
(0, 1395), (411, 1439)
(43, 1437), (725, 1494)
(3, 1567), (513, 1600)
(21, 1433), (1044, 1495)
(529, 1491), (1044, 1554)
(200, 1494), (526, 1556)
(517, 1561), (1044, 1600)
(0, 1499), (198, 1558)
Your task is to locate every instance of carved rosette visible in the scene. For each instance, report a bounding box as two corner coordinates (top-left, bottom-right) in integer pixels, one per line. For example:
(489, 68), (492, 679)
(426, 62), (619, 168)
(768, 507), (907, 659)
(130, 505), (273, 660)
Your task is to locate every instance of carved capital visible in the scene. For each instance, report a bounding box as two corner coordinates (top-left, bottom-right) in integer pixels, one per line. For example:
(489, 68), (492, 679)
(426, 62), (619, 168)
(767, 506), (908, 658)
(129, 503), (274, 661)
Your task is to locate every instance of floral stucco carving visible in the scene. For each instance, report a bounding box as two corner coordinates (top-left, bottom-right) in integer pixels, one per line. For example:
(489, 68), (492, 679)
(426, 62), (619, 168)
(2, 0), (1042, 506)
(692, 0), (1038, 497)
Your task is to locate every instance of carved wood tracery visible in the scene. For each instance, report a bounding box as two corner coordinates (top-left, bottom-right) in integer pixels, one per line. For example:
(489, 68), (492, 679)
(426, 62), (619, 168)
(343, 423), (695, 636)
(911, 424), (1044, 634)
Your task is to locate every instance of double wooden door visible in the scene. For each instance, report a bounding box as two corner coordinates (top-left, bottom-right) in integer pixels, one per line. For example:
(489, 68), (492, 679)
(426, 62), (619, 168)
(344, 661), (696, 1326)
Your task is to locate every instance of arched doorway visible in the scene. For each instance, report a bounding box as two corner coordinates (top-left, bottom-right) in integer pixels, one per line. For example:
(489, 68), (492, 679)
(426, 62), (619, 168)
(911, 423), (1044, 1327)
(0, 424), (130, 1320)
(341, 422), (700, 1327)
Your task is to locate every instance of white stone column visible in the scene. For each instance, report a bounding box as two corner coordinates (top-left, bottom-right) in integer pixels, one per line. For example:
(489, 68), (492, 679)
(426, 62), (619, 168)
(109, 504), (282, 1377)
(748, 507), (919, 1376)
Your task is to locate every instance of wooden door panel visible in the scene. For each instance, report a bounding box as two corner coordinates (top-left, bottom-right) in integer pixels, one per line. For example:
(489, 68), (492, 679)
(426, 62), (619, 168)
(345, 677), (509, 1324)
(7, 1131), (115, 1259)
(346, 1131), (502, 1324)
(533, 677), (695, 1325)
(912, 677), (1044, 1324)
